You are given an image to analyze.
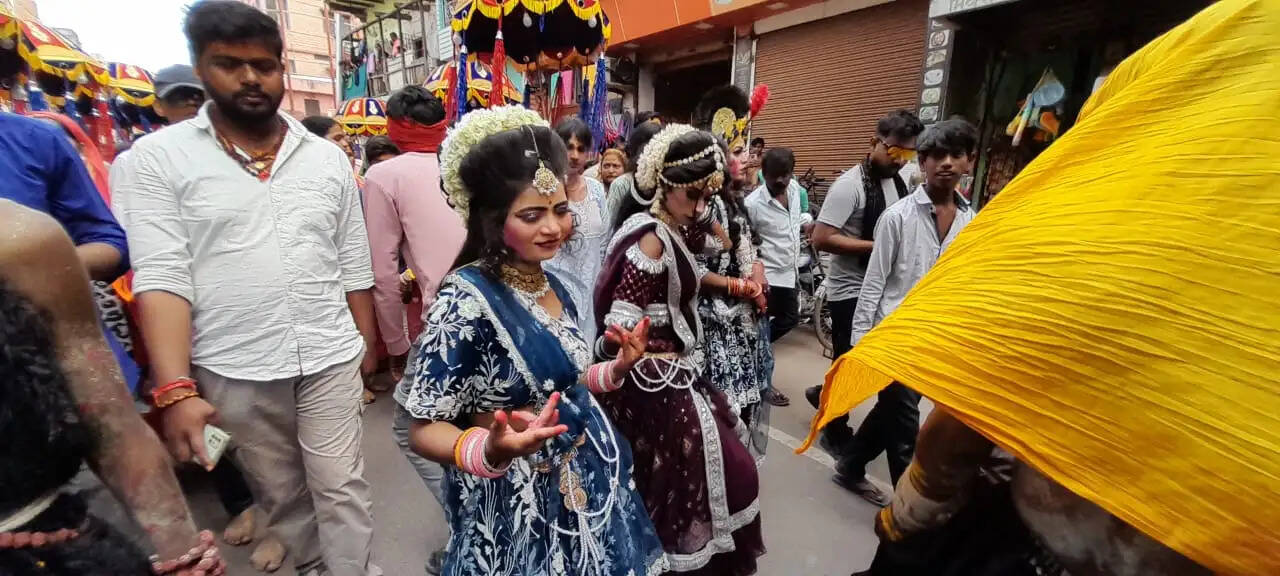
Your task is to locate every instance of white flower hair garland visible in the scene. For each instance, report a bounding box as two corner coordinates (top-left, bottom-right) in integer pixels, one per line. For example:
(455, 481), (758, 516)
(635, 123), (695, 193)
(439, 105), (549, 221)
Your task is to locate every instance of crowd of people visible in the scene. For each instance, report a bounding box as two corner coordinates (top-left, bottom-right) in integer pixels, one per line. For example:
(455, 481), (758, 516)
(1, 0), (1273, 575)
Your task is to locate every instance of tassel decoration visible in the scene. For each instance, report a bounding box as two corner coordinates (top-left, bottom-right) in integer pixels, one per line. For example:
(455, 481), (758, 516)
(489, 18), (506, 108)
(578, 67), (592, 127)
(454, 44), (470, 121)
(588, 54), (608, 152)
(29, 84), (49, 112)
(443, 61), (459, 124)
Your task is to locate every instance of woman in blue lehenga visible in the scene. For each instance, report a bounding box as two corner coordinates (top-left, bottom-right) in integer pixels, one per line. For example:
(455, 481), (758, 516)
(400, 107), (666, 576)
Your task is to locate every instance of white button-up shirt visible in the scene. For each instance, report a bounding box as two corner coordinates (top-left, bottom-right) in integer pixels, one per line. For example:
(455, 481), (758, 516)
(113, 105), (374, 381)
(851, 186), (974, 345)
(745, 180), (813, 289)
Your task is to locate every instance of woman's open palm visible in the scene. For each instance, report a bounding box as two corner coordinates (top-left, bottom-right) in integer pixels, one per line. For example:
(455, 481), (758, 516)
(606, 317), (651, 371)
(486, 392), (569, 466)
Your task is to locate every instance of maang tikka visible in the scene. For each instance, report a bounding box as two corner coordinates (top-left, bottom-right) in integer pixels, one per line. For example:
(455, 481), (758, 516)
(526, 125), (559, 197)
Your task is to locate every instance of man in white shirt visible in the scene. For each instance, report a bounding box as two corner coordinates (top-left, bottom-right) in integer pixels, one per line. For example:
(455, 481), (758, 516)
(112, 3), (381, 575)
(746, 147), (813, 343)
(833, 118), (979, 506)
(806, 110), (924, 472)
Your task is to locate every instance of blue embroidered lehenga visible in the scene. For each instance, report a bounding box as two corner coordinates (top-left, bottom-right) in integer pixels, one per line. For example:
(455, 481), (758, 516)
(694, 194), (773, 464)
(401, 265), (667, 576)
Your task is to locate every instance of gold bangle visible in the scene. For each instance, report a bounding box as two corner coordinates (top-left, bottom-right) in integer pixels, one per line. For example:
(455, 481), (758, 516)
(155, 389), (200, 410)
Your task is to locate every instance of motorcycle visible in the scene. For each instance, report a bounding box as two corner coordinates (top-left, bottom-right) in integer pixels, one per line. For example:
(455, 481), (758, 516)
(795, 167), (833, 357)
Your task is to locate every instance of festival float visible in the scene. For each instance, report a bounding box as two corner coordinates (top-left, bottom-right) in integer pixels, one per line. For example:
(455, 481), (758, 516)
(446, 0), (614, 146)
(0, 5), (127, 157)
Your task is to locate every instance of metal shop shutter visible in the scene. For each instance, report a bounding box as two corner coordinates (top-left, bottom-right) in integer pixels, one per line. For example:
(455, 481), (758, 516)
(753, 0), (928, 203)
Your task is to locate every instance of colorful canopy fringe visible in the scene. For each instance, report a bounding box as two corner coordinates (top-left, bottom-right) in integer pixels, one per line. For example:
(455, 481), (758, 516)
(804, 1), (1280, 574)
(338, 97), (388, 135)
(16, 19), (107, 85)
(108, 62), (155, 108)
(425, 54), (522, 110)
(450, 0), (610, 71)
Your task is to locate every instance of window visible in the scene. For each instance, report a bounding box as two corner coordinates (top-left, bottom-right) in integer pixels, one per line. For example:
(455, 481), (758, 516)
(313, 53), (329, 61)
(304, 98), (321, 116)
(413, 37), (425, 60)
(288, 59), (297, 73)
(264, 0), (290, 28)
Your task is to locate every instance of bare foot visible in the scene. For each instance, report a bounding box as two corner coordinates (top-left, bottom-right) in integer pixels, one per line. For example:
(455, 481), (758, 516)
(362, 388), (376, 405)
(250, 535), (287, 573)
(222, 507), (256, 546)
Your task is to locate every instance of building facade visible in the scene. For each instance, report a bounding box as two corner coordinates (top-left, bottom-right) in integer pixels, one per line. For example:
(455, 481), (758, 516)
(243, 0), (339, 118)
(604, 0), (931, 202)
(325, 0), (447, 100)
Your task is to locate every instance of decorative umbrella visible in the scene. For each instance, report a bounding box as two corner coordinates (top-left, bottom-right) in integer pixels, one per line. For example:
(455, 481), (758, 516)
(108, 62), (156, 107)
(450, 0), (611, 72)
(425, 54), (522, 110)
(16, 19), (108, 85)
(338, 97), (388, 135)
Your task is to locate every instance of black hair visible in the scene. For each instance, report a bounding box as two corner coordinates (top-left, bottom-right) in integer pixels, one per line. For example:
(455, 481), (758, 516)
(876, 109), (926, 142)
(612, 129), (721, 231)
(387, 85), (445, 126)
(917, 118), (979, 159)
(0, 282), (151, 574)
(761, 147), (795, 177)
(451, 126), (570, 270)
(184, 0), (283, 61)
(623, 120), (662, 173)
(692, 85), (748, 131)
(634, 111), (661, 127)
(749, 137), (765, 148)
(363, 135), (400, 166)
(301, 115), (338, 137)
(554, 116), (593, 149)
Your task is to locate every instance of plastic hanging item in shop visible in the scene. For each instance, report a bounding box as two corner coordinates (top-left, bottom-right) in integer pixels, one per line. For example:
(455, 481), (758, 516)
(1008, 67), (1064, 145)
(805, 0), (1280, 574)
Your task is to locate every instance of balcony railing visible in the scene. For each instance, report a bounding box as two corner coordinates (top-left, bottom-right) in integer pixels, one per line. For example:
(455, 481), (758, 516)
(334, 0), (446, 99)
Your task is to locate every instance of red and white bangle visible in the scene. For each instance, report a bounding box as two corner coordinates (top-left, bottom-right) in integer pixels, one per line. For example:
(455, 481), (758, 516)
(454, 427), (508, 479)
(585, 360), (622, 394)
(149, 529), (225, 575)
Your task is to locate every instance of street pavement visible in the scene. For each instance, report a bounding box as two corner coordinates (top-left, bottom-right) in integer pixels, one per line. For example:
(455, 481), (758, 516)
(183, 326), (926, 575)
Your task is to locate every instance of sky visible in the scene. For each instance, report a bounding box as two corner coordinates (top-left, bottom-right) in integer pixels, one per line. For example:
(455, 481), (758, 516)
(36, 0), (193, 73)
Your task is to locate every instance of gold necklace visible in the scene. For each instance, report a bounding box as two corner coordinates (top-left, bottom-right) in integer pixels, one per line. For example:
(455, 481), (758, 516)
(500, 263), (550, 298)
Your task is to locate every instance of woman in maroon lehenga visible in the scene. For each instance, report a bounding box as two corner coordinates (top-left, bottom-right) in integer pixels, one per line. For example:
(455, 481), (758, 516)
(593, 124), (764, 575)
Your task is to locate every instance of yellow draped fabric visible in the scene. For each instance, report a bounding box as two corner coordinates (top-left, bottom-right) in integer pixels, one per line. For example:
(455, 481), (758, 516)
(803, 1), (1280, 574)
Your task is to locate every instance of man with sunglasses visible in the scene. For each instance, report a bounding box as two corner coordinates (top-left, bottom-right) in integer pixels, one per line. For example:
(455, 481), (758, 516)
(806, 109), (924, 505)
(110, 65), (207, 175)
(153, 64), (208, 123)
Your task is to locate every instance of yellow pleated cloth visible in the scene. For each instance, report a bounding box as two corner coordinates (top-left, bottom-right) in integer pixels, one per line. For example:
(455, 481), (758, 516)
(803, 1), (1280, 574)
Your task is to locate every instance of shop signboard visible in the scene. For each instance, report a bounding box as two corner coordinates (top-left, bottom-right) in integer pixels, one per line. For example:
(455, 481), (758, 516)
(929, 0), (1021, 18)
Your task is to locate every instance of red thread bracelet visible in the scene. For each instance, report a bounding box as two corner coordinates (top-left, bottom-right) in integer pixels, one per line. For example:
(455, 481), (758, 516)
(151, 378), (197, 404)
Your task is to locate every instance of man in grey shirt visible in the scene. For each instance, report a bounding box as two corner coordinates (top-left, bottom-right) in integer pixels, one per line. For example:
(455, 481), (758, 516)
(807, 111), (924, 485)
(832, 119), (979, 505)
